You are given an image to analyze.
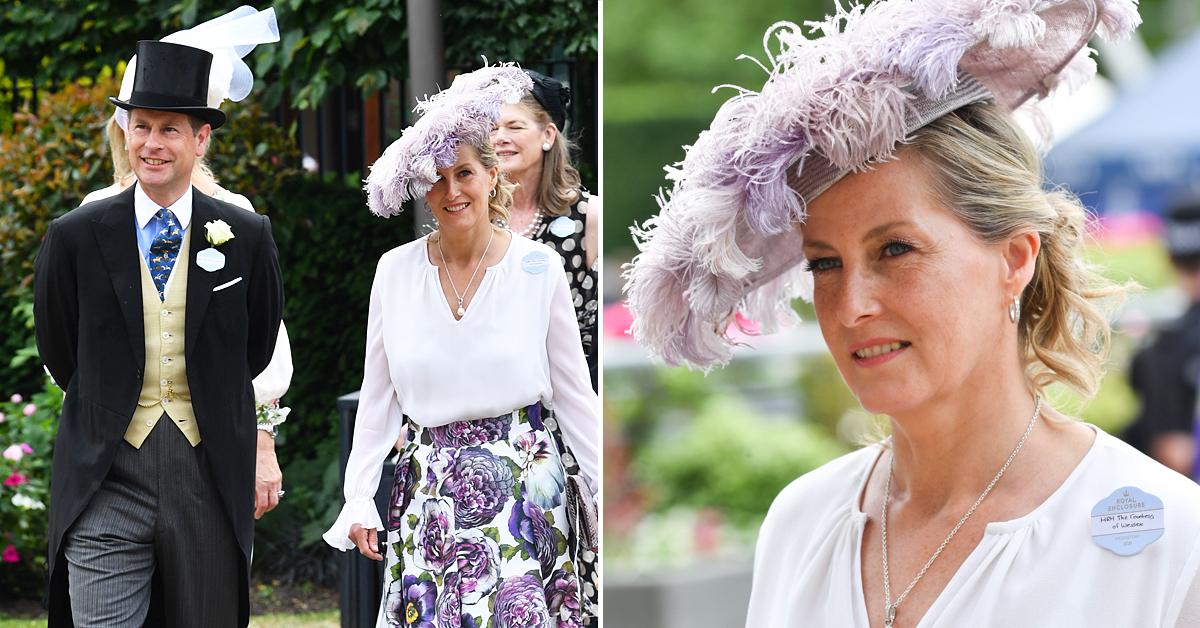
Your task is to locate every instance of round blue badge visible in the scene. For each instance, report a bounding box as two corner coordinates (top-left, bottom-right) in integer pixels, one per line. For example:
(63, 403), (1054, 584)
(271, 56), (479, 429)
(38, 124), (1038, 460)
(521, 251), (551, 275)
(549, 215), (576, 238)
(1090, 486), (1164, 556)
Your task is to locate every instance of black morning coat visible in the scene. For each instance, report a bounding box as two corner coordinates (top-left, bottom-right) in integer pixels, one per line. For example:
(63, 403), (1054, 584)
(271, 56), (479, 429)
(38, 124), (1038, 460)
(33, 185), (283, 627)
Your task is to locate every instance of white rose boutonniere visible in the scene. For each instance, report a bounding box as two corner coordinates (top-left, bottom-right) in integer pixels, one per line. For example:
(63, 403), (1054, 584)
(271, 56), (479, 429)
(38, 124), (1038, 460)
(205, 220), (235, 246)
(198, 220), (235, 272)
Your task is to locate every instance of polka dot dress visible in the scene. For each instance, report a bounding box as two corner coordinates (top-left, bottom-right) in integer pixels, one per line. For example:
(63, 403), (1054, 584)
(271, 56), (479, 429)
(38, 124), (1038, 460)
(532, 192), (597, 384)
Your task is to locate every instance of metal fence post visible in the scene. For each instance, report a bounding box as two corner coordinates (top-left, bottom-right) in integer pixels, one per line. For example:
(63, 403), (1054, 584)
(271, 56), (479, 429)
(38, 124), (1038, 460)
(337, 391), (395, 628)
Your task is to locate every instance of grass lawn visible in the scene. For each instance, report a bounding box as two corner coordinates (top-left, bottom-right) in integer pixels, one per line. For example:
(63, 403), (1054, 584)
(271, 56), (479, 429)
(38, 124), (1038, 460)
(0, 611), (339, 627)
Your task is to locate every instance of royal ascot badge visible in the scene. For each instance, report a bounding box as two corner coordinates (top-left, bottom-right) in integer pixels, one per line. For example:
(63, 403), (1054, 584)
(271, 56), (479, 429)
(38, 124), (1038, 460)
(549, 215), (575, 238)
(521, 251), (551, 275)
(198, 220), (234, 272)
(1090, 486), (1164, 556)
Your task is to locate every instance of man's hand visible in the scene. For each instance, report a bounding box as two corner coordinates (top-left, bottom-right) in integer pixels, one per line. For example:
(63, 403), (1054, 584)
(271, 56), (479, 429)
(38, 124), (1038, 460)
(349, 524), (383, 561)
(254, 430), (283, 519)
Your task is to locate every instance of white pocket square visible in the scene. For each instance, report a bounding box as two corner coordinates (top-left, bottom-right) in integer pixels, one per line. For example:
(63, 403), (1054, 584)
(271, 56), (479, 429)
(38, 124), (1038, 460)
(212, 277), (243, 292)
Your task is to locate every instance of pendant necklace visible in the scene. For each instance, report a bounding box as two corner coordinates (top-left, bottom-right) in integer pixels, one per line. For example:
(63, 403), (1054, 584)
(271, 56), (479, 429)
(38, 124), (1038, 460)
(436, 227), (495, 318)
(880, 395), (1042, 627)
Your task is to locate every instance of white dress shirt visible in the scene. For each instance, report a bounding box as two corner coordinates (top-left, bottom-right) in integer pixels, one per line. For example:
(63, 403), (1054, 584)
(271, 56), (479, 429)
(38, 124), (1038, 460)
(323, 234), (600, 549)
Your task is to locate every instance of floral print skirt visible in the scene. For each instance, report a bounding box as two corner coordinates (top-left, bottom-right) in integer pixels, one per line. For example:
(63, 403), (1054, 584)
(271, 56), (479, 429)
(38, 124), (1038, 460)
(378, 402), (583, 628)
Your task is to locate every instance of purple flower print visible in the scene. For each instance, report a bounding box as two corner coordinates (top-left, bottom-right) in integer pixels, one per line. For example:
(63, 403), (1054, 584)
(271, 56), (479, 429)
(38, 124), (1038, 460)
(494, 574), (551, 628)
(429, 415), (512, 447)
(388, 450), (419, 531)
(515, 431), (566, 510)
(439, 447), (514, 528)
(425, 448), (459, 494)
(453, 528), (500, 604)
(508, 497), (556, 575)
(413, 498), (455, 573)
(544, 568), (583, 628)
(435, 571), (462, 628)
(385, 575), (437, 628)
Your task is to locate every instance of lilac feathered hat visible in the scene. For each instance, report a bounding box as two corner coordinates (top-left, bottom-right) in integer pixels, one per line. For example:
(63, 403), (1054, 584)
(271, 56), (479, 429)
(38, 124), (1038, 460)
(366, 65), (533, 217)
(623, 0), (1140, 369)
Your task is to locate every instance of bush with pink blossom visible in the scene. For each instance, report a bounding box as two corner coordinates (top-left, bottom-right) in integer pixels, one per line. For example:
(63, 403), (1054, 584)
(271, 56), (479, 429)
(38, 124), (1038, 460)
(0, 377), (60, 600)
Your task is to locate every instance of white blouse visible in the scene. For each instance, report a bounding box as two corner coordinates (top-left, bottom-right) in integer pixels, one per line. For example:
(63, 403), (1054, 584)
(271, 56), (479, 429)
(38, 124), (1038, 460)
(80, 183), (293, 406)
(746, 427), (1200, 627)
(323, 234), (599, 550)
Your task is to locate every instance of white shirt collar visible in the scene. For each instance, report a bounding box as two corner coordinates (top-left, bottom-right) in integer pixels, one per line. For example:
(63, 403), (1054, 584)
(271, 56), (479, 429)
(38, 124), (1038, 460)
(134, 183), (193, 230)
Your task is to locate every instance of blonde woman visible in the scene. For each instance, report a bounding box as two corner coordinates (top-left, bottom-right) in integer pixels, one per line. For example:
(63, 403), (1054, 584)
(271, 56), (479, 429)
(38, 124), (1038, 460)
(625, 0), (1200, 625)
(325, 66), (598, 627)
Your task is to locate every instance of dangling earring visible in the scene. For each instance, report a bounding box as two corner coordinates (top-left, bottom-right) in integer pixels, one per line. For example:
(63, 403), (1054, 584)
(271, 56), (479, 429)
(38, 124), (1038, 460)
(489, 187), (497, 198)
(1008, 296), (1021, 324)
(541, 142), (551, 152)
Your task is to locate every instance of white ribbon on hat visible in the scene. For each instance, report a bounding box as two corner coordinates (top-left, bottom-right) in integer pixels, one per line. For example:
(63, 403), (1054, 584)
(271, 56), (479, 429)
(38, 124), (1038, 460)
(115, 6), (280, 131)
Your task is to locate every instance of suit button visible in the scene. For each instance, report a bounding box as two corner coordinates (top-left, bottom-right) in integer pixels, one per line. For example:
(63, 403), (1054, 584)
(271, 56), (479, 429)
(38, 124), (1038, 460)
(161, 309), (170, 317)
(160, 379), (168, 386)
(146, 419), (154, 426)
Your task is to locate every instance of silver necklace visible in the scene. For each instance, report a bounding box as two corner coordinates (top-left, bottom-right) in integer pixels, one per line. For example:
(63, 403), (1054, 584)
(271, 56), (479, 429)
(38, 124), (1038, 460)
(436, 228), (495, 318)
(880, 395), (1042, 627)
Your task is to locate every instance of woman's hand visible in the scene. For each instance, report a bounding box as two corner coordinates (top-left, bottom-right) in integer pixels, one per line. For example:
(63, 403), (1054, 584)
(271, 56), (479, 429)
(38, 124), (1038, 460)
(349, 523), (383, 561)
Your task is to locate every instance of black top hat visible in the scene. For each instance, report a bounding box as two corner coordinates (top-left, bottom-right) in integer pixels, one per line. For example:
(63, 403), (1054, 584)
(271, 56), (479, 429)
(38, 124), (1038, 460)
(523, 69), (570, 131)
(109, 40), (227, 130)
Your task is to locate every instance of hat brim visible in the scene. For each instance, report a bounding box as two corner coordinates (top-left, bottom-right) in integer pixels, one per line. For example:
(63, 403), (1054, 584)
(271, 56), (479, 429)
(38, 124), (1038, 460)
(109, 97), (226, 130)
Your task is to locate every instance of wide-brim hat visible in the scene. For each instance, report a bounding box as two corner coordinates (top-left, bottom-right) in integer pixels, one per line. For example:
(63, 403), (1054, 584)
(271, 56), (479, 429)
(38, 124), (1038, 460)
(109, 40), (227, 130)
(365, 64), (533, 217)
(623, 0), (1140, 370)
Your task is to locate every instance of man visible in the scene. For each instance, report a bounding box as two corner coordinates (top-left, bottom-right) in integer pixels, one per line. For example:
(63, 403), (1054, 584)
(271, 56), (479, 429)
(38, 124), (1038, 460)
(34, 40), (283, 626)
(1125, 197), (1200, 481)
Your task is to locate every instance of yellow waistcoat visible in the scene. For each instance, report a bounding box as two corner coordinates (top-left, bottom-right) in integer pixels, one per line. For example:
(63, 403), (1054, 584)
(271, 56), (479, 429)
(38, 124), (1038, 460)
(125, 229), (201, 447)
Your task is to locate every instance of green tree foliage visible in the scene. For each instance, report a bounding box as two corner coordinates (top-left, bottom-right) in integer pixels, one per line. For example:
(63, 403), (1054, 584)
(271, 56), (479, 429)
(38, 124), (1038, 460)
(1, 1), (598, 110)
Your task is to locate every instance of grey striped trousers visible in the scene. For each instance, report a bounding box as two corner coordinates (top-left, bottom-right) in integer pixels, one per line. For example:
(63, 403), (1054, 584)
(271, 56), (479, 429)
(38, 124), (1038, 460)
(63, 417), (240, 627)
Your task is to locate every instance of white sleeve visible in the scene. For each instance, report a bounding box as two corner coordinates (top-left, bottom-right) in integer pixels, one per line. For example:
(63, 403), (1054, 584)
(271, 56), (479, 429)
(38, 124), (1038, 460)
(545, 261), (600, 495)
(252, 322), (293, 404)
(323, 258), (406, 551)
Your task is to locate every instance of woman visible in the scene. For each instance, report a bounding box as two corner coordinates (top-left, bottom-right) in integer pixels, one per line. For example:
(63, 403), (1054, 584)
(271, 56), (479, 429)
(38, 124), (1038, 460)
(624, 0), (1200, 626)
(81, 7), (291, 518)
(324, 66), (599, 628)
(491, 70), (600, 390)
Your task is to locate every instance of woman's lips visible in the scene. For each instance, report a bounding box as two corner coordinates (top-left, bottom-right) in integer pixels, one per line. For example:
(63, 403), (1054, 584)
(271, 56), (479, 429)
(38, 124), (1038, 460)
(849, 339), (911, 367)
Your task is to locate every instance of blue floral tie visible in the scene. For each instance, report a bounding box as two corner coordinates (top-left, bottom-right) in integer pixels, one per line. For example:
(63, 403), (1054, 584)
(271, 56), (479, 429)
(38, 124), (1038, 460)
(148, 208), (182, 301)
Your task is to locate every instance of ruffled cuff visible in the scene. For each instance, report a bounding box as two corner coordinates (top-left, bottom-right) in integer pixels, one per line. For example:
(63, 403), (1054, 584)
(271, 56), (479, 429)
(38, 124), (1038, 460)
(322, 497), (385, 551)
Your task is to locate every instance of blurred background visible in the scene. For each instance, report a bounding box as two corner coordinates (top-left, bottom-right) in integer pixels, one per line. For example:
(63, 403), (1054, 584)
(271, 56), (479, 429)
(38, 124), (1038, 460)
(602, 0), (1200, 626)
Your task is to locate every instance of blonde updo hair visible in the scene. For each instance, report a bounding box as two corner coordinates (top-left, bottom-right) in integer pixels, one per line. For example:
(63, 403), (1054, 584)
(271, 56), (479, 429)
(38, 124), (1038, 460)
(105, 115), (219, 190)
(907, 100), (1125, 399)
(463, 131), (516, 224)
(517, 94), (581, 217)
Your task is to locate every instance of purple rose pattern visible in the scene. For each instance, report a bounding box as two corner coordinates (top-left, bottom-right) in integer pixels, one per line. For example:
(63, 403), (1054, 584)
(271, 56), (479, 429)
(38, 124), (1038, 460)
(413, 498), (455, 573)
(425, 448), (459, 494)
(515, 430), (566, 510)
(508, 497), (557, 575)
(494, 574), (552, 628)
(385, 575), (438, 628)
(383, 404), (585, 627)
(429, 414), (512, 448)
(435, 571), (462, 628)
(453, 528), (500, 604)
(388, 449), (419, 531)
(440, 447), (514, 528)
(544, 568), (583, 628)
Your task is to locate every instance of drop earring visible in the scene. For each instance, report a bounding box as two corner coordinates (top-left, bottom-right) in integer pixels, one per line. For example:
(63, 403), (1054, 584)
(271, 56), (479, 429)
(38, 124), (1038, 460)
(1008, 296), (1020, 324)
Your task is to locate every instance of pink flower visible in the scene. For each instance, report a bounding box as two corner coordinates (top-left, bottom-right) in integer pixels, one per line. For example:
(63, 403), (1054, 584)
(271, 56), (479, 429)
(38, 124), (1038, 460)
(21, 404), (35, 417)
(3, 472), (27, 487)
(9, 394), (21, 404)
(2, 545), (18, 563)
(19, 444), (32, 455)
(0, 412), (6, 423)
(2, 445), (23, 462)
